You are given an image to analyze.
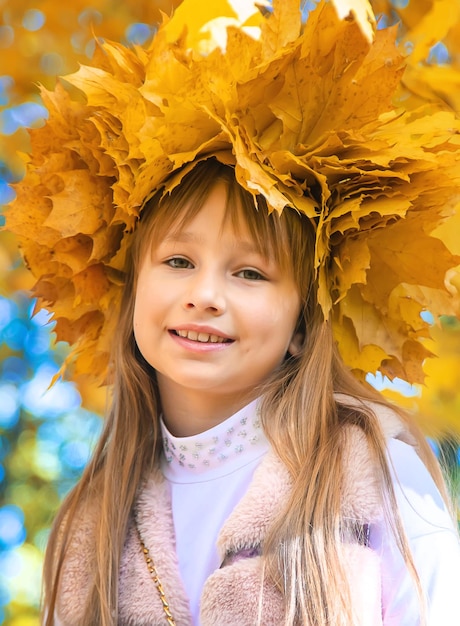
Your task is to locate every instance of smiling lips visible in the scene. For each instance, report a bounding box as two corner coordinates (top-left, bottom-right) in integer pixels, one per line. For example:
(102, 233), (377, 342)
(174, 329), (233, 344)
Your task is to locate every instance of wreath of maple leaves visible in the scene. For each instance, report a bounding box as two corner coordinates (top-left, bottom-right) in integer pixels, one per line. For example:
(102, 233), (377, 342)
(6, 0), (460, 388)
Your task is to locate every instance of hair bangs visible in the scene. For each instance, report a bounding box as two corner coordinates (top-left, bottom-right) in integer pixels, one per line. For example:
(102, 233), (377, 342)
(132, 159), (316, 304)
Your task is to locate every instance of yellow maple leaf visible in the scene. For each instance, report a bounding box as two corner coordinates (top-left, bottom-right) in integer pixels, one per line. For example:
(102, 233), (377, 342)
(371, 0), (460, 114)
(332, 0), (376, 43)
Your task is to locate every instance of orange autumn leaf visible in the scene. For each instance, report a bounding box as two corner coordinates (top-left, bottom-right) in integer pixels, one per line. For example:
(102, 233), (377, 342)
(331, 0), (375, 42)
(0, 0), (183, 103)
(381, 318), (460, 437)
(416, 319), (460, 437)
(371, 0), (460, 114)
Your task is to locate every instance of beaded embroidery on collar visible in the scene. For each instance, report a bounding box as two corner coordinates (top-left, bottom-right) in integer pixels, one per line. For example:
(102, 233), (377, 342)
(160, 400), (266, 475)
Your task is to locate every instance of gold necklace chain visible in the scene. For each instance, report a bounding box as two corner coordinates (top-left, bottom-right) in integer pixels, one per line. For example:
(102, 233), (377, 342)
(134, 518), (177, 626)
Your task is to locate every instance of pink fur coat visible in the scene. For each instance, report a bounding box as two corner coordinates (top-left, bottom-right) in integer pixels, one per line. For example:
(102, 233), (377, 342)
(56, 401), (410, 625)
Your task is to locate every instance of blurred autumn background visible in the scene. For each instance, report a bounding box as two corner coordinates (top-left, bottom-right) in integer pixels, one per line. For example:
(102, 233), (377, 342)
(0, 0), (459, 624)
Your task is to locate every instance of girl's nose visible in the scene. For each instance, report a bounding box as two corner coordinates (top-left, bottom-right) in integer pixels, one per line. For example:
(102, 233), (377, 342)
(183, 271), (226, 314)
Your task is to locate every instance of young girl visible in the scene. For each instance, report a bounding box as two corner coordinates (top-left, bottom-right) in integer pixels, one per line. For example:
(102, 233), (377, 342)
(35, 158), (458, 626)
(6, 1), (460, 625)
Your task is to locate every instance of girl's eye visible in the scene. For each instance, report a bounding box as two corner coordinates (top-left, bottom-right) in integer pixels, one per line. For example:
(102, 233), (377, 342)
(166, 257), (193, 269)
(237, 268), (265, 281)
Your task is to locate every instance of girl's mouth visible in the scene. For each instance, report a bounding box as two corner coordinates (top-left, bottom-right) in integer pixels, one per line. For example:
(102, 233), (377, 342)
(172, 330), (233, 344)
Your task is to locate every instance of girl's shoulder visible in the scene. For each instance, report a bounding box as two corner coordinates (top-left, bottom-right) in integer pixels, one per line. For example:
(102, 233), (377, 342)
(334, 393), (416, 524)
(334, 392), (413, 442)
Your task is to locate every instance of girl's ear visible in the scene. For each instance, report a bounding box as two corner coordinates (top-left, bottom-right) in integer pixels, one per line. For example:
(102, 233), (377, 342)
(288, 332), (304, 357)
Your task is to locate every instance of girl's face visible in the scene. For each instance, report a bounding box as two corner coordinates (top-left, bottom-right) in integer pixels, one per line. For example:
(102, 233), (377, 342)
(133, 181), (302, 434)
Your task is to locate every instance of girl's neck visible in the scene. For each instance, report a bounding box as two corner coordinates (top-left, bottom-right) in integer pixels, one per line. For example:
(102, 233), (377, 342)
(158, 379), (255, 437)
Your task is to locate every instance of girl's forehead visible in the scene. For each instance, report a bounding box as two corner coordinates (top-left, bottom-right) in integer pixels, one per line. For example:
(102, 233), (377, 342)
(150, 193), (256, 244)
(168, 203), (253, 238)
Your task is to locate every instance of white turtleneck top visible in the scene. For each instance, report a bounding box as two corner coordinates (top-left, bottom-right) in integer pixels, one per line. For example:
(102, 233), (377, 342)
(160, 401), (460, 626)
(160, 399), (269, 624)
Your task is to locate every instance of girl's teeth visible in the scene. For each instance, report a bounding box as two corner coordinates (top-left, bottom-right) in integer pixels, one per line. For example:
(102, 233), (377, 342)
(176, 330), (226, 343)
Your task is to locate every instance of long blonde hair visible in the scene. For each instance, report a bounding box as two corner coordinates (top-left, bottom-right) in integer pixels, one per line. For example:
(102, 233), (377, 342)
(42, 159), (451, 625)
